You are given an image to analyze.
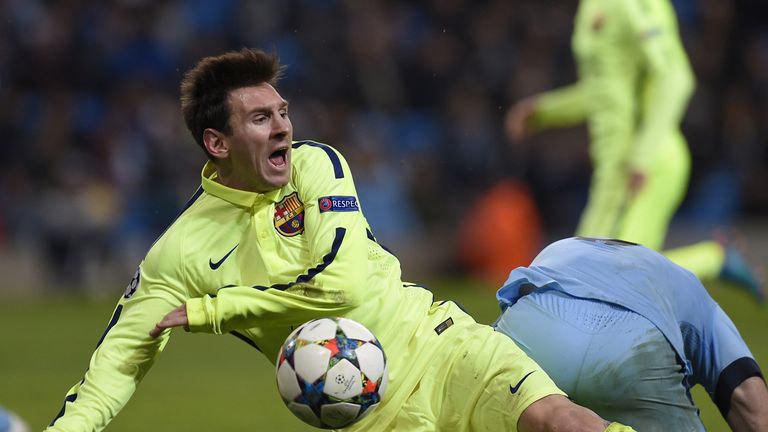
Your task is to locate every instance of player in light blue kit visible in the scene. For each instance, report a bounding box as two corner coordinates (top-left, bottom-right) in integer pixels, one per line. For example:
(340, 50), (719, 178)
(494, 237), (768, 432)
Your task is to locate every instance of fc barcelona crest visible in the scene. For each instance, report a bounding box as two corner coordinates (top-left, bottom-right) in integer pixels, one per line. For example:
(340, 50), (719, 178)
(274, 192), (305, 237)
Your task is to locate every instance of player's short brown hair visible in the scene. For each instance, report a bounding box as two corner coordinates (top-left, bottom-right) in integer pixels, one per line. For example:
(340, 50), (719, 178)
(180, 48), (285, 158)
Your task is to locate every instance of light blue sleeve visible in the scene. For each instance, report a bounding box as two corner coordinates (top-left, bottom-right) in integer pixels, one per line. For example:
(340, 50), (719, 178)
(680, 304), (756, 396)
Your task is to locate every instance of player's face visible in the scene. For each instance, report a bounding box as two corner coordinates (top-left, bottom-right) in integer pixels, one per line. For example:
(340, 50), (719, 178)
(223, 84), (292, 193)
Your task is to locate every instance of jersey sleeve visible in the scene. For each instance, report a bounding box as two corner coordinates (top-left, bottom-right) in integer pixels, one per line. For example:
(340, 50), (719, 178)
(530, 82), (589, 130)
(621, 0), (695, 171)
(186, 143), (367, 334)
(46, 236), (187, 431)
(683, 303), (761, 416)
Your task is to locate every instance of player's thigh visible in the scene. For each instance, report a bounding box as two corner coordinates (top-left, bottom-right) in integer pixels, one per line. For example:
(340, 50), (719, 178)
(439, 323), (565, 432)
(577, 162), (628, 238)
(618, 133), (690, 249)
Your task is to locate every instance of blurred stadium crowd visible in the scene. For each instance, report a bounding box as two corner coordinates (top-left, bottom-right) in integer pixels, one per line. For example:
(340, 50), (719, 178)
(0, 0), (766, 292)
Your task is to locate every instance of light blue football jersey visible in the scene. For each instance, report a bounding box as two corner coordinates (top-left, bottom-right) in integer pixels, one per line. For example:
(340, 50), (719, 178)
(496, 237), (755, 395)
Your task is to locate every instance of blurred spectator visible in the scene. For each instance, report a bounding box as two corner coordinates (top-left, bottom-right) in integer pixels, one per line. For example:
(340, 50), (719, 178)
(458, 180), (542, 287)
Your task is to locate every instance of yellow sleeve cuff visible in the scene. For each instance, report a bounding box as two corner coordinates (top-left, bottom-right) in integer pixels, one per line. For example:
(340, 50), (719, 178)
(186, 296), (220, 334)
(604, 422), (637, 432)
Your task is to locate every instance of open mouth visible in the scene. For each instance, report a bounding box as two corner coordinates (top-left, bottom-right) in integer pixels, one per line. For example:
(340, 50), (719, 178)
(269, 148), (288, 167)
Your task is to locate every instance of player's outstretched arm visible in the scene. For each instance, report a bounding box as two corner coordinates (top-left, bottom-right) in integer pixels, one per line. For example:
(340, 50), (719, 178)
(727, 376), (768, 432)
(505, 82), (589, 144)
(518, 395), (636, 432)
(505, 96), (539, 142)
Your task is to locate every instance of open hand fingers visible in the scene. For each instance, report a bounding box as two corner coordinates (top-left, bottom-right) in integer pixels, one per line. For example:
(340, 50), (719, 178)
(149, 305), (189, 338)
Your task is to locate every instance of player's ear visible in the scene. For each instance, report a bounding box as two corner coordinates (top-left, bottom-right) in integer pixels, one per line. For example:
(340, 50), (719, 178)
(203, 128), (229, 160)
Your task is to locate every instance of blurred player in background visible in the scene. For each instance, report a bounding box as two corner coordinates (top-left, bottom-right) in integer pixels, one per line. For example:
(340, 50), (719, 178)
(505, 0), (763, 300)
(47, 48), (636, 432)
(495, 237), (768, 431)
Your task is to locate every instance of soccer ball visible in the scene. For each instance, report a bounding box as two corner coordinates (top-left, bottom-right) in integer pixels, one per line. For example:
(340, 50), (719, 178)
(275, 317), (388, 429)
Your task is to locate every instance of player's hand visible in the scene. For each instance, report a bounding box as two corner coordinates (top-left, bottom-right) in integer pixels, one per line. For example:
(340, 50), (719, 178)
(628, 169), (647, 198)
(150, 304), (189, 338)
(504, 97), (538, 143)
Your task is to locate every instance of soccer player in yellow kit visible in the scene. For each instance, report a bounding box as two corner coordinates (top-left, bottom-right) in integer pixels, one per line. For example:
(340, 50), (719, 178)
(505, 0), (763, 299)
(47, 49), (635, 432)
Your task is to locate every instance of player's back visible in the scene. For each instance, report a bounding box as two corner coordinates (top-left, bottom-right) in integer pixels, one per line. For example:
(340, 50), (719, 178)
(498, 236), (714, 364)
(572, 0), (681, 94)
(572, 0), (686, 161)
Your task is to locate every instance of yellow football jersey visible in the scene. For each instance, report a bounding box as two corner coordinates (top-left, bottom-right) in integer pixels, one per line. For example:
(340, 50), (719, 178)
(48, 141), (562, 431)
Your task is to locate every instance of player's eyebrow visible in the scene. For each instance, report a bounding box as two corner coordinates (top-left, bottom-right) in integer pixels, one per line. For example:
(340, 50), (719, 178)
(249, 99), (289, 115)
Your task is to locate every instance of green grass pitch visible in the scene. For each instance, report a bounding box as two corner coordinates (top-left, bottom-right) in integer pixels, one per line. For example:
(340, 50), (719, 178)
(1, 278), (765, 431)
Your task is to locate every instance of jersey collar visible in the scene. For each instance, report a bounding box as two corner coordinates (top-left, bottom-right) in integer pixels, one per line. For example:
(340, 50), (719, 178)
(200, 161), (283, 208)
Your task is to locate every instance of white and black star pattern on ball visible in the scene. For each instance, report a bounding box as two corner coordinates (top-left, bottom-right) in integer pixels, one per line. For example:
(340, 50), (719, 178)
(275, 317), (388, 429)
